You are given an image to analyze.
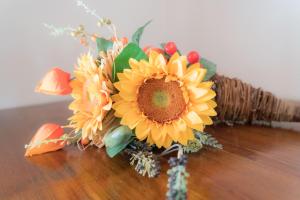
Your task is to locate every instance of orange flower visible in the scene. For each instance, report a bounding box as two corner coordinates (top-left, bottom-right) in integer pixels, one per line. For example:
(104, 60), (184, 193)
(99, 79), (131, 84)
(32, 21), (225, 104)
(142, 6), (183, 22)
(25, 123), (66, 157)
(68, 53), (113, 141)
(36, 67), (72, 95)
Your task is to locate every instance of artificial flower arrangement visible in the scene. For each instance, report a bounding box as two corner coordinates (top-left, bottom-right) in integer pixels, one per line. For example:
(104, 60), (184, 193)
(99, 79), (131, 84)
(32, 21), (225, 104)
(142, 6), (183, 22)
(25, 1), (300, 199)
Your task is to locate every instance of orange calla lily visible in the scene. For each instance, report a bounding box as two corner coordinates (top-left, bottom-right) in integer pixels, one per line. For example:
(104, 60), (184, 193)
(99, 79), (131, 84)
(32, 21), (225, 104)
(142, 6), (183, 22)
(25, 123), (66, 157)
(36, 67), (72, 95)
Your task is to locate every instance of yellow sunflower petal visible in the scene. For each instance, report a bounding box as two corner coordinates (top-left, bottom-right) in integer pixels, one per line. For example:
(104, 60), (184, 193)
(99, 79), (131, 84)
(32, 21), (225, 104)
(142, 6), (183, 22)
(186, 128), (195, 140)
(189, 87), (216, 103)
(192, 103), (217, 116)
(177, 128), (195, 146)
(135, 119), (150, 140)
(174, 118), (187, 132)
(149, 50), (159, 65)
(168, 56), (187, 77)
(119, 91), (136, 101)
(190, 123), (204, 132)
(123, 69), (145, 83)
(196, 90), (216, 102)
(112, 101), (134, 117)
(182, 111), (204, 131)
(168, 52), (180, 64)
(153, 53), (167, 73)
(156, 125), (168, 148)
(166, 124), (180, 142)
(188, 86), (209, 99)
(129, 58), (140, 71)
(150, 123), (163, 144)
(111, 94), (122, 102)
(120, 108), (142, 129)
(198, 81), (214, 88)
(184, 65), (207, 86)
(207, 100), (217, 108)
(183, 111), (203, 125)
(177, 131), (189, 145)
(146, 134), (154, 146)
(163, 135), (173, 148)
(117, 73), (128, 81)
(200, 115), (213, 125)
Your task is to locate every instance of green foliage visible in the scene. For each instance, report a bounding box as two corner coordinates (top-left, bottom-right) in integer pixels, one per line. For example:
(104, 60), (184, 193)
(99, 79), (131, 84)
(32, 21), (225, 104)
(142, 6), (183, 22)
(96, 37), (113, 53)
(112, 42), (148, 82)
(195, 131), (223, 149)
(182, 139), (203, 153)
(103, 126), (134, 157)
(132, 20), (152, 45)
(200, 58), (217, 81)
(183, 131), (222, 153)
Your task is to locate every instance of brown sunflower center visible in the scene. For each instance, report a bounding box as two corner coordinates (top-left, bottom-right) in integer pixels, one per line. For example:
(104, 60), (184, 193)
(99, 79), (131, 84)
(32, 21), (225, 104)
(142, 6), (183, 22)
(137, 78), (186, 123)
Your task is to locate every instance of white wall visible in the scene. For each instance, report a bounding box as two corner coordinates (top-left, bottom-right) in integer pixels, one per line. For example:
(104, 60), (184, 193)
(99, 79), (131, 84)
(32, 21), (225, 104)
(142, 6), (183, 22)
(0, 0), (300, 110)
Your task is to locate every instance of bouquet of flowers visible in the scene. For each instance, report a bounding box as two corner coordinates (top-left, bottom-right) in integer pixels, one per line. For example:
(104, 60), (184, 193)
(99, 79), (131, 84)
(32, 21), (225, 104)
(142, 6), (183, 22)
(24, 1), (300, 199)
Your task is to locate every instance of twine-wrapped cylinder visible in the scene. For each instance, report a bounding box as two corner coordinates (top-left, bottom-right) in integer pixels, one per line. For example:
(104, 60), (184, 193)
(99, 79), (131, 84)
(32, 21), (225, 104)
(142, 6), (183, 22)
(213, 74), (300, 123)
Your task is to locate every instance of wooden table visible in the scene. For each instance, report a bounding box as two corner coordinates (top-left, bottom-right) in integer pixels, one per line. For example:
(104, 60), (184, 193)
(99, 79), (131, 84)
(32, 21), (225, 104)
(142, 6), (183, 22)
(1, 102), (300, 200)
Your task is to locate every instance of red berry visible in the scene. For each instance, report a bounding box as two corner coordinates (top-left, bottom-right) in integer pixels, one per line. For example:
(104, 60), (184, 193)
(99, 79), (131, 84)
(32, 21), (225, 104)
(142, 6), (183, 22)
(187, 51), (200, 64)
(164, 42), (177, 55)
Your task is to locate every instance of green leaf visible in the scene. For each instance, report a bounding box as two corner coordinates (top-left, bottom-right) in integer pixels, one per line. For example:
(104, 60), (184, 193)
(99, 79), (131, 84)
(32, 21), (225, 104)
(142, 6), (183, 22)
(160, 43), (166, 49)
(113, 42), (148, 82)
(200, 58), (217, 81)
(103, 126), (134, 158)
(195, 131), (223, 149)
(96, 37), (113, 53)
(106, 137), (134, 158)
(132, 20), (152, 45)
(103, 126), (133, 148)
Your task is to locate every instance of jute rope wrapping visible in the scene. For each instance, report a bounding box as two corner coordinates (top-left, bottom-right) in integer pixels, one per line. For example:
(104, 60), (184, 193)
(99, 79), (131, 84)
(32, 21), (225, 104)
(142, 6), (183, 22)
(213, 74), (300, 123)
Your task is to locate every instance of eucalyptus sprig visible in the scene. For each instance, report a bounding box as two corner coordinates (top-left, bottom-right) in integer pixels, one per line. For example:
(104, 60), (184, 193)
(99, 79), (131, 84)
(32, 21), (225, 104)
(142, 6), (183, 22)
(195, 131), (223, 149)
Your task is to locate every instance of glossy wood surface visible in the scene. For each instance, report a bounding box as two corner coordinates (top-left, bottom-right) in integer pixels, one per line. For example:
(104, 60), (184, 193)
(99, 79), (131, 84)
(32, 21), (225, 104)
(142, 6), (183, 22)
(1, 101), (300, 200)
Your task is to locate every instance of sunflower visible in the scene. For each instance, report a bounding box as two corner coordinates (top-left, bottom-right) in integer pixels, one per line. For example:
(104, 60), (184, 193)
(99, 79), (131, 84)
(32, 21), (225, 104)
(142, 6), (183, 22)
(112, 51), (217, 148)
(69, 53), (114, 141)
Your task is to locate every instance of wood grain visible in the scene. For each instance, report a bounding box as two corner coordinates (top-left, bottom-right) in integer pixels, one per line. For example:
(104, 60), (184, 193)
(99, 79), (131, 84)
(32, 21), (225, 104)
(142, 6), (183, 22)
(0, 101), (300, 200)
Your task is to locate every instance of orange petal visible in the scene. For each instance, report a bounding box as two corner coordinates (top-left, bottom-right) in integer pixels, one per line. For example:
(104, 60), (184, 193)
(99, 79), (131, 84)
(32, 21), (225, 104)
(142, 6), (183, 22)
(36, 67), (72, 95)
(25, 123), (65, 157)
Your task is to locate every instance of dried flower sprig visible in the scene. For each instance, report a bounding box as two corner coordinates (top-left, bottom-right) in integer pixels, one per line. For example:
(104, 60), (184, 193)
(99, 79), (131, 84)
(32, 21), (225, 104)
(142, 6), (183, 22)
(76, 0), (118, 39)
(125, 140), (160, 178)
(25, 130), (81, 149)
(167, 147), (189, 200)
(128, 150), (160, 178)
(43, 23), (75, 37)
(43, 23), (97, 47)
(76, 0), (101, 20)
